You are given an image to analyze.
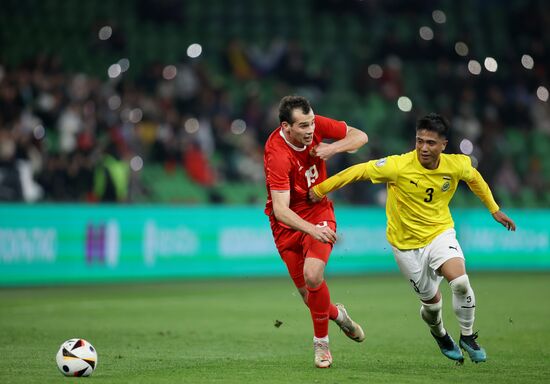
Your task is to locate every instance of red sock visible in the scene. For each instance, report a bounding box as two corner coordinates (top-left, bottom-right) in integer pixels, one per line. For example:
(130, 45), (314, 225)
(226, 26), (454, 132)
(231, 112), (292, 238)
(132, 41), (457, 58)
(329, 303), (339, 320)
(303, 291), (339, 320)
(306, 280), (331, 338)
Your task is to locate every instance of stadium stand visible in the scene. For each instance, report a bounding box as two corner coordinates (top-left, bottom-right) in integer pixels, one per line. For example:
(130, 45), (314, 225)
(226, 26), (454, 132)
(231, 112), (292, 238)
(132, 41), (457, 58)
(0, 0), (548, 206)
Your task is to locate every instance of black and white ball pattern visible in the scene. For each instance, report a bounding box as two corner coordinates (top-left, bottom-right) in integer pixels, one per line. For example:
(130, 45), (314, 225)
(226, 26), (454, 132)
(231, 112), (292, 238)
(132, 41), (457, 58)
(55, 338), (98, 377)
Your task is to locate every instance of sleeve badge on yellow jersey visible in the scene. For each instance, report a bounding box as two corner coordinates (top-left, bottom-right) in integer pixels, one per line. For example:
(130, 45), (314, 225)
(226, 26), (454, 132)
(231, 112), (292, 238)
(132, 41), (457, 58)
(442, 181), (451, 191)
(375, 158), (387, 167)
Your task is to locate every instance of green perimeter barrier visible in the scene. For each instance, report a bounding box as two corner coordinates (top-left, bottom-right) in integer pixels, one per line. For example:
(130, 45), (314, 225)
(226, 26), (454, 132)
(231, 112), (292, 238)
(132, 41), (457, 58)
(0, 204), (548, 286)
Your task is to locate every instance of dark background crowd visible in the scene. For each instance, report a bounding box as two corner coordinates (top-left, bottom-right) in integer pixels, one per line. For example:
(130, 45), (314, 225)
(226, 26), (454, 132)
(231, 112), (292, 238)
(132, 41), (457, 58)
(0, 0), (548, 206)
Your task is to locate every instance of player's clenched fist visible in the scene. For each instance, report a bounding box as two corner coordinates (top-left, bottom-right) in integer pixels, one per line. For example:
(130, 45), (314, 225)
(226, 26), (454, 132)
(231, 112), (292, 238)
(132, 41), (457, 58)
(310, 142), (337, 161)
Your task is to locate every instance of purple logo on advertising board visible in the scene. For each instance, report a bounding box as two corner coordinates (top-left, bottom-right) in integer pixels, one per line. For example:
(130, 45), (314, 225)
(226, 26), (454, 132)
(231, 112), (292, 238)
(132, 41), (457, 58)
(85, 221), (120, 266)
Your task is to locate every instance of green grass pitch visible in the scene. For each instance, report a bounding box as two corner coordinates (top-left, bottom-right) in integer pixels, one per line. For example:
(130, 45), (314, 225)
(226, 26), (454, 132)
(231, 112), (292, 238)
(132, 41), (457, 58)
(0, 273), (549, 383)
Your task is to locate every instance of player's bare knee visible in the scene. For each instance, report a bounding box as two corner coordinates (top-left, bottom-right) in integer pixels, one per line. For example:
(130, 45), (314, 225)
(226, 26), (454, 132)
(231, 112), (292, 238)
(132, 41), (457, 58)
(304, 277), (323, 289)
(449, 274), (470, 295)
(304, 272), (323, 289)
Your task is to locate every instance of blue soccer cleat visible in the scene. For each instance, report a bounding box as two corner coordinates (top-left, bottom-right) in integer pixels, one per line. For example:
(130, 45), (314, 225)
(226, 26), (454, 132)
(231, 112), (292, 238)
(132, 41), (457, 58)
(460, 332), (487, 363)
(431, 332), (464, 363)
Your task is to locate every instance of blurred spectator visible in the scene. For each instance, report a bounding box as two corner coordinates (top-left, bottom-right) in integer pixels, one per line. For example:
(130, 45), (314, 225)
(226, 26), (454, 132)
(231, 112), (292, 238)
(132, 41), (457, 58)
(453, 103), (482, 143)
(0, 129), (23, 201)
(531, 99), (550, 135)
(247, 38), (287, 77)
(58, 103), (83, 154)
(93, 144), (130, 202)
(379, 55), (404, 101)
(494, 159), (521, 198)
(223, 39), (256, 81)
(525, 157), (546, 198)
(182, 141), (216, 187)
(0, 0), (548, 206)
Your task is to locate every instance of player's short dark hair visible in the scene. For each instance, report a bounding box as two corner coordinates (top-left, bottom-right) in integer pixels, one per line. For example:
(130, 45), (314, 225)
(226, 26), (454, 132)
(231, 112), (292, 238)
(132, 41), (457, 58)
(278, 95), (311, 125)
(416, 113), (450, 139)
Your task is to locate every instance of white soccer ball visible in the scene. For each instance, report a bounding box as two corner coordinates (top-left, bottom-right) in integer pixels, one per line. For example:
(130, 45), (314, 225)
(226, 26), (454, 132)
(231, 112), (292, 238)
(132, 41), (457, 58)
(55, 338), (98, 377)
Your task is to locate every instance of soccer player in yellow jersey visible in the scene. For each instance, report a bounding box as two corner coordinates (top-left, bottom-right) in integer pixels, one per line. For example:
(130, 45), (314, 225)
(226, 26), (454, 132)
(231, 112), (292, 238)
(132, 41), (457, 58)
(309, 113), (516, 364)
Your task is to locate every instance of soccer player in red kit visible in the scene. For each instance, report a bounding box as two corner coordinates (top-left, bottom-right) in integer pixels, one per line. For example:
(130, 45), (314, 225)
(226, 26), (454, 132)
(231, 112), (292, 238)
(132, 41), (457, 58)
(264, 95), (368, 368)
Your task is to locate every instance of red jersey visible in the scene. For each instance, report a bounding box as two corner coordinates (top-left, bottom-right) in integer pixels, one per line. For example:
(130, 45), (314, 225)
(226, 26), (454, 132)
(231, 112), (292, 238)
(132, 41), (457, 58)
(264, 115), (347, 227)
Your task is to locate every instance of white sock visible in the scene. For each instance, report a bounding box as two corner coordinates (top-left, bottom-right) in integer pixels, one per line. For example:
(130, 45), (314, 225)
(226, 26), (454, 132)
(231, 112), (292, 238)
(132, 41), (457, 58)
(313, 336), (329, 343)
(420, 300), (446, 337)
(335, 308), (345, 323)
(449, 274), (475, 336)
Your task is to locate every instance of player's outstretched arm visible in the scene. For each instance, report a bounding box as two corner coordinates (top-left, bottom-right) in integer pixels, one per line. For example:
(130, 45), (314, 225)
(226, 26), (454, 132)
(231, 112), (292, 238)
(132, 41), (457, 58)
(312, 126), (368, 161)
(309, 162), (371, 202)
(465, 167), (501, 214)
(492, 210), (516, 231)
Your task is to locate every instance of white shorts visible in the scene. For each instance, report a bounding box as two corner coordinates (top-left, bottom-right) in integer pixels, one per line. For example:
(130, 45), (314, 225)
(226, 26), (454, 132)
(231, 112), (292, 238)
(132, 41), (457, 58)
(391, 228), (464, 302)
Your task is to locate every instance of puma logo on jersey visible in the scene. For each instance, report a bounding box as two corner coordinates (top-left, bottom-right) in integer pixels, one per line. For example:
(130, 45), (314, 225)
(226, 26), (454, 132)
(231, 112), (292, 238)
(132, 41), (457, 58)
(449, 246), (458, 251)
(410, 180), (419, 187)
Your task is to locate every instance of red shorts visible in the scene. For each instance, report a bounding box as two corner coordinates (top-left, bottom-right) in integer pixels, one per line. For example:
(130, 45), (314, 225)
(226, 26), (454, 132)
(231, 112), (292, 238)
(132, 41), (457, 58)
(271, 220), (336, 288)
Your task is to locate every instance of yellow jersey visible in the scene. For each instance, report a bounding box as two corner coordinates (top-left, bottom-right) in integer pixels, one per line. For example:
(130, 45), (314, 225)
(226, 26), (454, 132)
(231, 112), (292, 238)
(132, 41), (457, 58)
(312, 150), (500, 250)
